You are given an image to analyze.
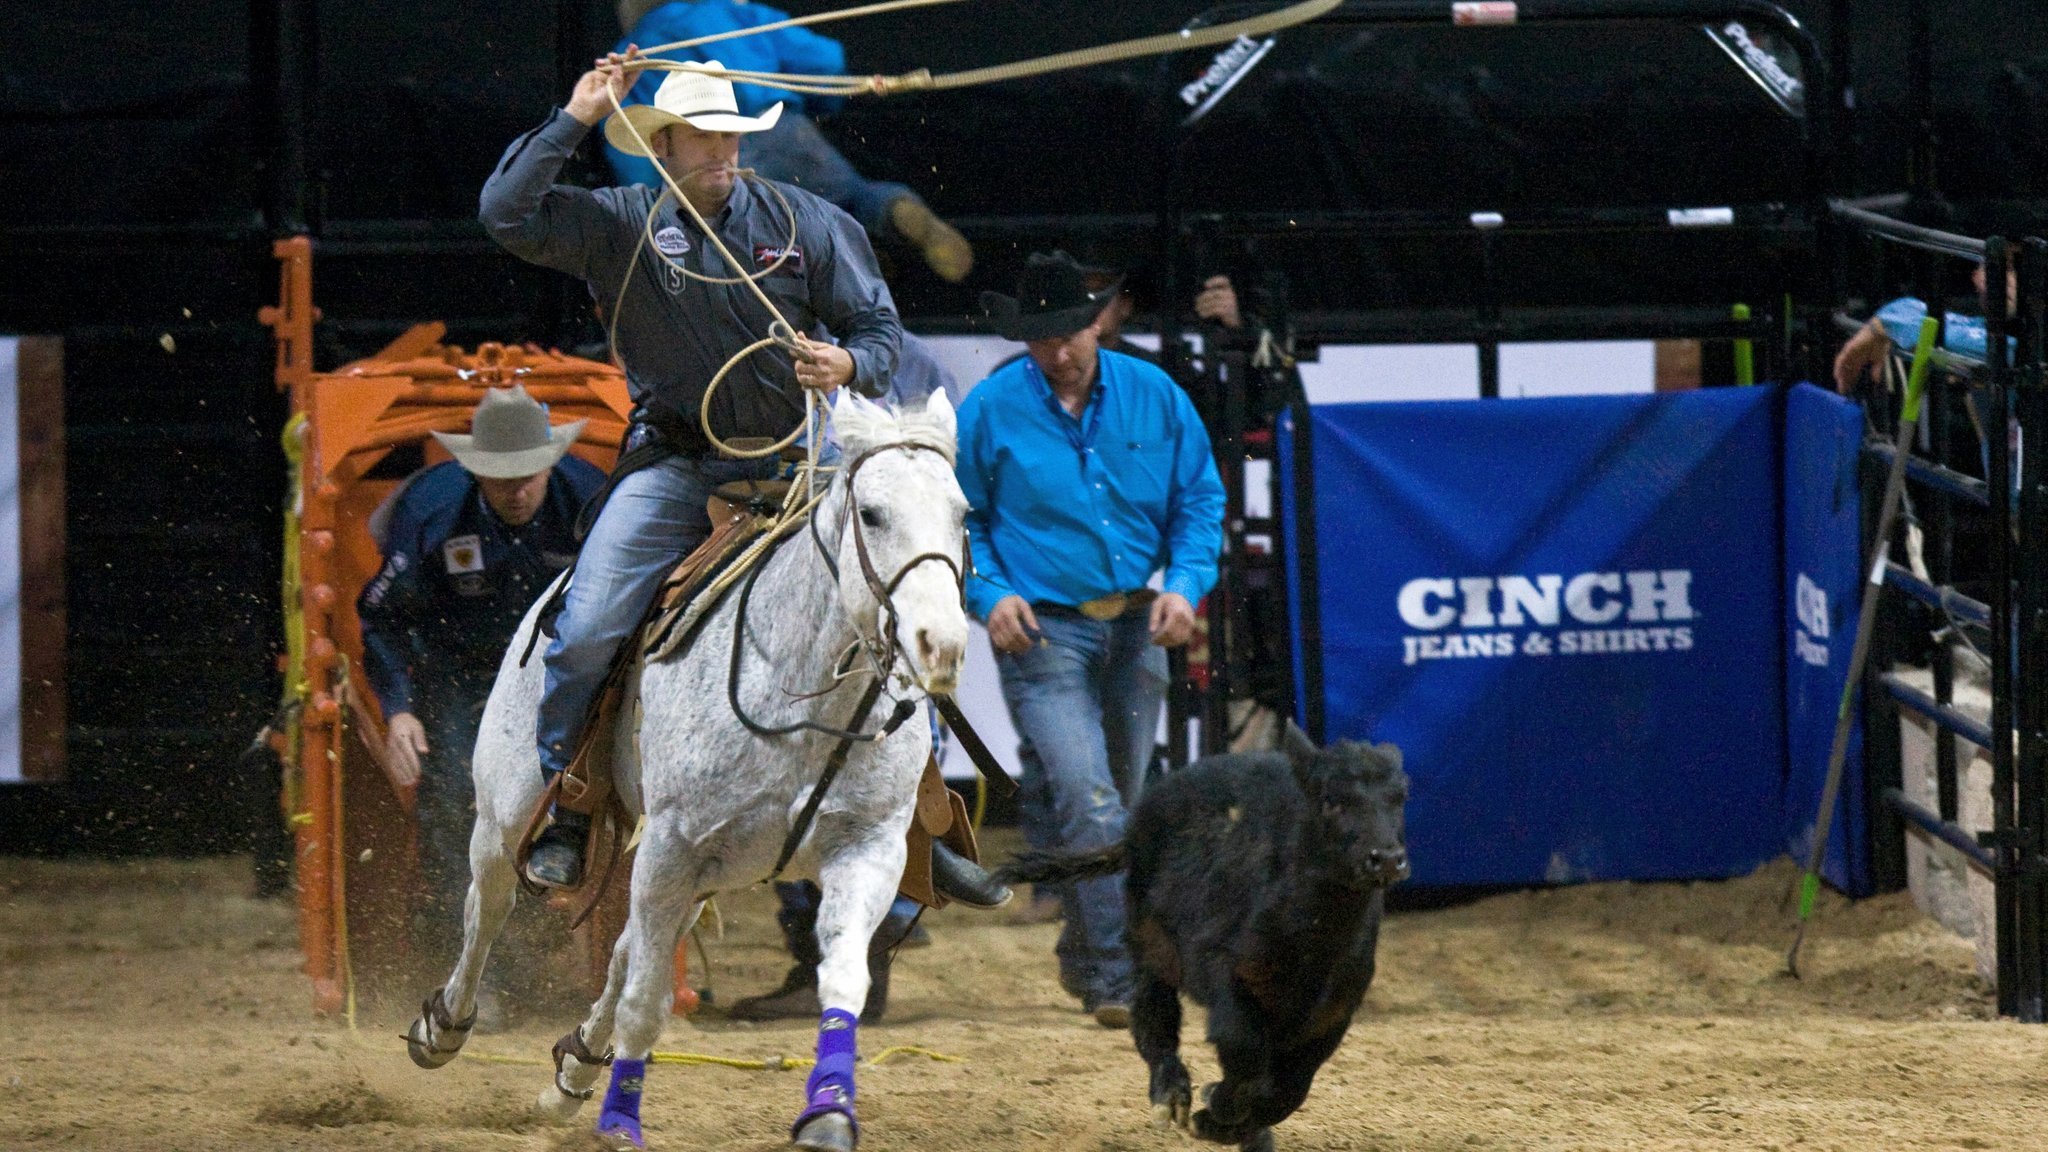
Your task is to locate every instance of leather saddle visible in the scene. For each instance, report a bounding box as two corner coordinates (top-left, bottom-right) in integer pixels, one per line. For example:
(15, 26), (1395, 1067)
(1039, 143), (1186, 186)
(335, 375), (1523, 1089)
(516, 476), (977, 912)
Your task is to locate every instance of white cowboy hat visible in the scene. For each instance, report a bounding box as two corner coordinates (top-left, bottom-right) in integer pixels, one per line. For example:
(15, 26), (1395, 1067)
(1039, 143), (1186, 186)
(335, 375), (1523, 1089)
(603, 61), (785, 157)
(431, 384), (587, 479)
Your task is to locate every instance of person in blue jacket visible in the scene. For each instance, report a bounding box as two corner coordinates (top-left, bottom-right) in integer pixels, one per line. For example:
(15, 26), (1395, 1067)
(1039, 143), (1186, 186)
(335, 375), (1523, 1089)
(609, 0), (974, 282)
(357, 385), (604, 1021)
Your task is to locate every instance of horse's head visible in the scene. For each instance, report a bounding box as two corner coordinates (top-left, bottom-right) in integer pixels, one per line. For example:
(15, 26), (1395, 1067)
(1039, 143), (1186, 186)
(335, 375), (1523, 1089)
(828, 391), (970, 696)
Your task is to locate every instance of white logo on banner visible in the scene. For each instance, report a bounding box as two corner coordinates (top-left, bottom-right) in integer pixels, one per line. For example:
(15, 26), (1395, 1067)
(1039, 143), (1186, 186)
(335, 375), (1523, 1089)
(1395, 569), (1696, 666)
(1794, 572), (1830, 668)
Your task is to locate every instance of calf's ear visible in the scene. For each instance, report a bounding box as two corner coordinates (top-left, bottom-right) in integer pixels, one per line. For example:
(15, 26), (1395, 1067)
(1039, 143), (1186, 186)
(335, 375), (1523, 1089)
(1281, 719), (1320, 767)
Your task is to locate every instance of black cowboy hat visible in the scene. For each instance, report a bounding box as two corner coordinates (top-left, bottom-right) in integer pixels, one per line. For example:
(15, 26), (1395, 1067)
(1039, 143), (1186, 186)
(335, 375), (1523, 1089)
(980, 250), (1125, 342)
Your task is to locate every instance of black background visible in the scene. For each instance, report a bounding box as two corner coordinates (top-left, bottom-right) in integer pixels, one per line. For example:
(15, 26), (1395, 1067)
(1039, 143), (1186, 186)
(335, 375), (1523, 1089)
(1, 0), (2042, 856)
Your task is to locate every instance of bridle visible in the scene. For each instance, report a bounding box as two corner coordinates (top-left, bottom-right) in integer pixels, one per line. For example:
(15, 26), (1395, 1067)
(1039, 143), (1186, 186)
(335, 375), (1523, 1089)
(728, 436), (968, 882)
(824, 439), (967, 679)
(727, 438), (965, 746)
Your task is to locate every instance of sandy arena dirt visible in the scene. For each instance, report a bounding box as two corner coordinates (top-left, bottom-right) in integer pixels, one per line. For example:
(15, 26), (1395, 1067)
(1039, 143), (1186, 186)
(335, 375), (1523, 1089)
(3, 840), (2042, 1152)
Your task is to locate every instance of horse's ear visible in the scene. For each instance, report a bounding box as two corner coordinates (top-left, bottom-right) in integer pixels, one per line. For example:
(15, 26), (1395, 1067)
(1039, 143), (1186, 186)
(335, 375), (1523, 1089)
(831, 391), (890, 458)
(919, 389), (957, 445)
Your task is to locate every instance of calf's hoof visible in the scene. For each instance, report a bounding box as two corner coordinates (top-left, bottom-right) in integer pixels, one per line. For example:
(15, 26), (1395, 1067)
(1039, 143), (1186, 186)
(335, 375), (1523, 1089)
(791, 1110), (857, 1152)
(1150, 1076), (1192, 1130)
(1190, 1084), (1249, 1145)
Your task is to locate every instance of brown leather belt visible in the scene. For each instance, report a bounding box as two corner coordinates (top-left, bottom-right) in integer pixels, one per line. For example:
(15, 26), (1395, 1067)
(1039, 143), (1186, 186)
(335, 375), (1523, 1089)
(1042, 589), (1157, 621)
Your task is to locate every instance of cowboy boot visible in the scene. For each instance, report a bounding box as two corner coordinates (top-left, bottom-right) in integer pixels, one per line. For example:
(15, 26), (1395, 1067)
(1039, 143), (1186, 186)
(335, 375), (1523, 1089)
(889, 197), (974, 283)
(524, 811), (589, 889)
(931, 842), (1012, 909)
(726, 950), (896, 1024)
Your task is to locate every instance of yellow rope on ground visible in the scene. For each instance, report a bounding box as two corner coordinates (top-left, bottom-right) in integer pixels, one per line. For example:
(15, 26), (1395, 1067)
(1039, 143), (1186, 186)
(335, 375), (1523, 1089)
(453, 1044), (964, 1071)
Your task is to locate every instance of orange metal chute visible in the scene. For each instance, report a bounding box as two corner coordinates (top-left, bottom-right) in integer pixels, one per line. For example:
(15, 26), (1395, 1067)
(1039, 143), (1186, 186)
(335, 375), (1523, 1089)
(261, 236), (693, 1017)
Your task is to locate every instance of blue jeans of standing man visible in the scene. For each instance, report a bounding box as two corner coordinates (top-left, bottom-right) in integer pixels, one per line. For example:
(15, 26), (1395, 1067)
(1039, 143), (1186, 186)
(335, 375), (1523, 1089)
(995, 608), (1169, 1008)
(537, 451), (776, 777)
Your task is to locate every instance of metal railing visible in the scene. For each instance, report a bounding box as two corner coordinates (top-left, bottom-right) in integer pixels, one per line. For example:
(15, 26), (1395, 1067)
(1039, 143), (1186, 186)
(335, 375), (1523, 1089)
(1838, 200), (2048, 1019)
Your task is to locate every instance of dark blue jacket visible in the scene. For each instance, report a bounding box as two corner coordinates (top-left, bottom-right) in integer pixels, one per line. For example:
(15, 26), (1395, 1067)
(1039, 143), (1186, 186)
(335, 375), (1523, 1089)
(358, 458), (604, 716)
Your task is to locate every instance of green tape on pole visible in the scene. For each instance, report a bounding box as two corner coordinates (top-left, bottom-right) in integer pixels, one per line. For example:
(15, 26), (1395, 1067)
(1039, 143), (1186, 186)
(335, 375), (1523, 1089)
(1901, 316), (1940, 424)
(1732, 303), (1755, 387)
(1797, 871), (1820, 920)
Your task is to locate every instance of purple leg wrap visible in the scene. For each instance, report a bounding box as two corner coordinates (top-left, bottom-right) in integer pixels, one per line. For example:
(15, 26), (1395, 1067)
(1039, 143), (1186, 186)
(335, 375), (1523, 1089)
(597, 1057), (647, 1148)
(791, 1008), (860, 1139)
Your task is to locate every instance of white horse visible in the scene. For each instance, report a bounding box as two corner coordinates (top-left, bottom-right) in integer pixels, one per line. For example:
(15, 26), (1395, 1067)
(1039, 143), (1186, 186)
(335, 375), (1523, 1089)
(405, 392), (970, 1151)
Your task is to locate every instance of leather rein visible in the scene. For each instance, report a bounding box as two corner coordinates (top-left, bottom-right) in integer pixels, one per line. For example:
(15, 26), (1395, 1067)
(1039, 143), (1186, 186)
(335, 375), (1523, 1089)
(726, 439), (964, 746)
(725, 438), (964, 880)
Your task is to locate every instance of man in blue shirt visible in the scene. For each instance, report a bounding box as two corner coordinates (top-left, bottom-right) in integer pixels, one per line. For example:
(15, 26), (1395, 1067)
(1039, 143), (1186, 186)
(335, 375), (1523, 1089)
(608, 0), (974, 282)
(957, 250), (1226, 1026)
(358, 385), (604, 1023)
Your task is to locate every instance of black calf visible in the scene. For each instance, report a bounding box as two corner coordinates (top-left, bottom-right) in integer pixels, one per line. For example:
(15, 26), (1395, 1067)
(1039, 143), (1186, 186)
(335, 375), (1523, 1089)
(999, 723), (1408, 1151)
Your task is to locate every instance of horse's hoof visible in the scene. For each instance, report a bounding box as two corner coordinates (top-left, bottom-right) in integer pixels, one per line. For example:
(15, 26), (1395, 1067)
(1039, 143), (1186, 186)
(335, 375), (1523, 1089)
(1239, 1128), (1275, 1152)
(405, 1015), (463, 1070)
(533, 1085), (587, 1124)
(791, 1110), (857, 1152)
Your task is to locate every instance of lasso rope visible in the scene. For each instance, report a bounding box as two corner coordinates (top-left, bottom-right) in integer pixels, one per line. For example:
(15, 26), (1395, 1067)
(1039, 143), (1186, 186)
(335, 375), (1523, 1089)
(620, 0), (1346, 98)
(601, 0), (1347, 472)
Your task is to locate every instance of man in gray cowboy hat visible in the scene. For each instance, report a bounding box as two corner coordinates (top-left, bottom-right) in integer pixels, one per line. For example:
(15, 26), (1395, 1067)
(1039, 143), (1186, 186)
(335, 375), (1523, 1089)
(357, 384), (605, 1023)
(957, 250), (1226, 1026)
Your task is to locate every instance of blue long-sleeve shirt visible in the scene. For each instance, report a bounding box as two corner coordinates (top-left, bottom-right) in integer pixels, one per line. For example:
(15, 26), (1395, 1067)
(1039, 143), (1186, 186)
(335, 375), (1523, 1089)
(956, 350), (1225, 621)
(1874, 296), (2011, 361)
(618, 0), (848, 119)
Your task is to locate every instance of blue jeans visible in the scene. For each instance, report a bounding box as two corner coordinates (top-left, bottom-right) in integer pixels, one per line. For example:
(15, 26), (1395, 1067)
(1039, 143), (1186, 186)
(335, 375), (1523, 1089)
(537, 453), (775, 777)
(605, 110), (918, 243)
(995, 609), (1169, 1006)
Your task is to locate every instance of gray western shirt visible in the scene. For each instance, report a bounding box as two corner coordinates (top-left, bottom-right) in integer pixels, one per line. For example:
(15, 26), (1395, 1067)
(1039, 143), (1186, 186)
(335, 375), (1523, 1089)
(479, 108), (901, 451)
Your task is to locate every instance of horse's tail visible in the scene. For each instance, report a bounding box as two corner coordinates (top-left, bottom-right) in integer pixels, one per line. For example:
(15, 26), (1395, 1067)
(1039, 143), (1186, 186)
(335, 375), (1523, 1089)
(993, 842), (1128, 886)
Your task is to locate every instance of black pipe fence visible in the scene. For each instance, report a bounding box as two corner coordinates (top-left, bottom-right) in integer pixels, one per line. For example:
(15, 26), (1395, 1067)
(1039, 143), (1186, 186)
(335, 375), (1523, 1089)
(1154, 0), (1828, 754)
(1836, 200), (2048, 1020)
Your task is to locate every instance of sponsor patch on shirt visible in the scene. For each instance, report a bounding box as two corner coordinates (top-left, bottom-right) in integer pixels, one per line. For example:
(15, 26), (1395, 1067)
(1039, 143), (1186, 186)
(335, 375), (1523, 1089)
(755, 243), (804, 275)
(653, 226), (691, 257)
(442, 534), (485, 575)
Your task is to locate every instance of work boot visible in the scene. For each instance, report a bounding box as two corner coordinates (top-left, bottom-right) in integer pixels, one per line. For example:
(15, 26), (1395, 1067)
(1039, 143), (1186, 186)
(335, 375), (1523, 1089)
(524, 812), (589, 890)
(889, 197), (974, 283)
(931, 842), (1012, 909)
(726, 949), (895, 1024)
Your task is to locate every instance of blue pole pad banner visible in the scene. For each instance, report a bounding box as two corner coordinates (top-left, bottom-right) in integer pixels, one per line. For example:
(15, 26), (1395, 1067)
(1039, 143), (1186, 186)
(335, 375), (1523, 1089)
(1782, 383), (1870, 896)
(1280, 388), (1788, 886)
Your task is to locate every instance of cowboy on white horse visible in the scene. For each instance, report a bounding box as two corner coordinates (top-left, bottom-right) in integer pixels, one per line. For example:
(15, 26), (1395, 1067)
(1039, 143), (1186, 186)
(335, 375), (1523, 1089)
(475, 47), (1005, 910)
